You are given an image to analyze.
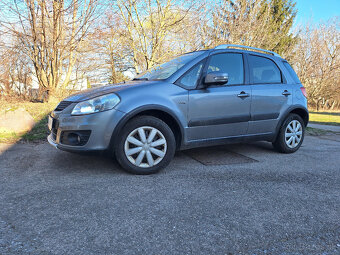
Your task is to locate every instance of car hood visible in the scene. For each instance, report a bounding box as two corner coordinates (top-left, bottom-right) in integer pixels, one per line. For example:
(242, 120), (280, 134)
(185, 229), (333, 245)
(64, 81), (150, 102)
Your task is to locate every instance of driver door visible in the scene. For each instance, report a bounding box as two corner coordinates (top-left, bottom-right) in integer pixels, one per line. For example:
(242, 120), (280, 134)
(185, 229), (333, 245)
(187, 52), (251, 141)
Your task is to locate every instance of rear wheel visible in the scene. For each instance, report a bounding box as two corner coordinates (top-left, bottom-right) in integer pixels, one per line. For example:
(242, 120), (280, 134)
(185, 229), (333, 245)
(273, 113), (305, 153)
(115, 116), (176, 174)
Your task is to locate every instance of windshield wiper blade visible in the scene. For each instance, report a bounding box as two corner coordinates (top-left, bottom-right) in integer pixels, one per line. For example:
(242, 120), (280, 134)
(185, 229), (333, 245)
(133, 78), (148, 81)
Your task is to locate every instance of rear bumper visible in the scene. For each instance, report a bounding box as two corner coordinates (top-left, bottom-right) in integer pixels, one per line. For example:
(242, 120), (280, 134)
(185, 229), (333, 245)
(47, 109), (126, 152)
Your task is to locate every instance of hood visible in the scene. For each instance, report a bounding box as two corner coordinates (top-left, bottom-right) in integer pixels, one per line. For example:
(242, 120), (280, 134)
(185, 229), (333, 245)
(64, 81), (147, 102)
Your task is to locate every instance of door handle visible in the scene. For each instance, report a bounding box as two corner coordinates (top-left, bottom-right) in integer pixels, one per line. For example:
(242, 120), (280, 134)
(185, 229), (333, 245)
(237, 91), (250, 98)
(282, 90), (291, 96)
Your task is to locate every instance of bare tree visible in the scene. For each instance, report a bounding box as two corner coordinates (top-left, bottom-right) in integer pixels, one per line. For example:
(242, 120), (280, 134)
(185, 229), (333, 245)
(0, 39), (32, 98)
(115, 0), (199, 73)
(292, 18), (340, 110)
(93, 11), (132, 83)
(0, 0), (98, 100)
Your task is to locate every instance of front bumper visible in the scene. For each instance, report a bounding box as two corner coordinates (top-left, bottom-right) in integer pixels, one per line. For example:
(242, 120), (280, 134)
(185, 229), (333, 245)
(47, 108), (126, 152)
(47, 133), (58, 148)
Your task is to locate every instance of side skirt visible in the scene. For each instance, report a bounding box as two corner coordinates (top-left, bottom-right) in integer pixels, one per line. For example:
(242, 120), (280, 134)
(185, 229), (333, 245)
(180, 132), (275, 150)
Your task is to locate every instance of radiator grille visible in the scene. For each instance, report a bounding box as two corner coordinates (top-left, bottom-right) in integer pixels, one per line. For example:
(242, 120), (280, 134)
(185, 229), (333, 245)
(55, 101), (73, 111)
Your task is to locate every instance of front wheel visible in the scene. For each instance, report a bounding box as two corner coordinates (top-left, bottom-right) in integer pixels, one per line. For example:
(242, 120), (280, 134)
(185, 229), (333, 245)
(115, 116), (176, 174)
(273, 113), (305, 153)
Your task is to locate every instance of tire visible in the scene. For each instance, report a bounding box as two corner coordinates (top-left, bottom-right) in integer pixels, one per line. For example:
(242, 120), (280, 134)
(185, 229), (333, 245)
(273, 113), (305, 153)
(115, 116), (176, 174)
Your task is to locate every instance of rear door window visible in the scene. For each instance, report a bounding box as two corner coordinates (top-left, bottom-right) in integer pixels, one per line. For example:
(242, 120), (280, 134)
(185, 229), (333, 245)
(249, 55), (282, 84)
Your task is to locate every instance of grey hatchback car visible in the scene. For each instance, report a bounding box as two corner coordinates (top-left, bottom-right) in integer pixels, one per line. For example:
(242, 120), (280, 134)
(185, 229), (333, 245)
(48, 44), (308, 174)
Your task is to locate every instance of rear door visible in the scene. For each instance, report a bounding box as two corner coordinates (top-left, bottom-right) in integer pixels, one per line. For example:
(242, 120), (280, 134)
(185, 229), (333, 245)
(247, 54), (293, 134)
(186, 52), (251, 141)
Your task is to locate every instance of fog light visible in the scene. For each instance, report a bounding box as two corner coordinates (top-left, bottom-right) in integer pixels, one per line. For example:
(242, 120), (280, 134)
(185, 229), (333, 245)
(68, 133), (81, 145)
(60, 130), (91, 146)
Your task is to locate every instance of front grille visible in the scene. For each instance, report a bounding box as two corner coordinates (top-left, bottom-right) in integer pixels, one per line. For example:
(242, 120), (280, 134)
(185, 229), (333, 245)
(55, 101), (73, 111)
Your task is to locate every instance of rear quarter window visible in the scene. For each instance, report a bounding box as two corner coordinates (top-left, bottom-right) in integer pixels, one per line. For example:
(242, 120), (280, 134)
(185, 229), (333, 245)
(283, 61), (301, 84)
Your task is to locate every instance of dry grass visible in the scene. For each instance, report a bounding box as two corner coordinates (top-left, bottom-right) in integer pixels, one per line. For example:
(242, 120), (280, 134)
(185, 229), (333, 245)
(0, 99), (57, 143)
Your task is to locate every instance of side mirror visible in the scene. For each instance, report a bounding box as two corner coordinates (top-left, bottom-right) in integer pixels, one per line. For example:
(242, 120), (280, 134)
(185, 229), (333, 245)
(204, 72), (229, 85)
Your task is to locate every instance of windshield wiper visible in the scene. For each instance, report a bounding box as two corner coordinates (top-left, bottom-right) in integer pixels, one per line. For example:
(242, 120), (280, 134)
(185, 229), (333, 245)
(133, 78), (148, 81)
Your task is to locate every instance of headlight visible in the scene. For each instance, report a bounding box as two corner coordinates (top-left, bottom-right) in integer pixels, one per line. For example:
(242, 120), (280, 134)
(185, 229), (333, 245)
(71, 94), (120, 115)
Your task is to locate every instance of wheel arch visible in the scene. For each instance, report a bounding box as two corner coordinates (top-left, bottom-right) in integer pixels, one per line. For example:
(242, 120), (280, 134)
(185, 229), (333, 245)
(109, 105), (184, 151)
(289, 107), (309, 127)
(274, 106), (309, 139)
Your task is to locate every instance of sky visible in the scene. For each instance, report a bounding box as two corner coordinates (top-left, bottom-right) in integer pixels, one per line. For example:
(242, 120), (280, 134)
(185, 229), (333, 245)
(295, 0), (340, 25)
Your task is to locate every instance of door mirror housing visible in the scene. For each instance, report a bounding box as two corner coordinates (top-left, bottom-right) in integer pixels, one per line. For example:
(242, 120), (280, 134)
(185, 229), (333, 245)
(204, 72), (229, 85)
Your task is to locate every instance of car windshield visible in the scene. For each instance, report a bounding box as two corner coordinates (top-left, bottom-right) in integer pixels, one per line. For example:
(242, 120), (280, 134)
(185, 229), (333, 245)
(134, 51), (204, 81)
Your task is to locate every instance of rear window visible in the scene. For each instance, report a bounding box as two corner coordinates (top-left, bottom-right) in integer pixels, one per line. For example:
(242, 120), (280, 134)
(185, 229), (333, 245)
(283, 61), (301, 84)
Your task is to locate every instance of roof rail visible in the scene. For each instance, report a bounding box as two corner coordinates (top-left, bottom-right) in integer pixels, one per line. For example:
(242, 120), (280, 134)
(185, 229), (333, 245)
(214, 44), (281, 58)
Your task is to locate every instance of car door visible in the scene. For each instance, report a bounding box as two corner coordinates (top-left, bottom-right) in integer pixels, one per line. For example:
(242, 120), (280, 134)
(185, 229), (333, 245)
(186, 52), (251, 141)
(247, 54), (293, 135)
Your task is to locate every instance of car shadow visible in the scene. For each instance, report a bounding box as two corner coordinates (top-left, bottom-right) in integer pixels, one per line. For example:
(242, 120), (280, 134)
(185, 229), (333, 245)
(47, 141), (278, 174)
(246, 141), (277, 152)
(49, 149), (128, 175)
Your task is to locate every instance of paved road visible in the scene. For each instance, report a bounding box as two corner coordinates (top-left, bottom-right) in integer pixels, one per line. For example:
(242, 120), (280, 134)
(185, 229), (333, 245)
(0, 134), (340, 255)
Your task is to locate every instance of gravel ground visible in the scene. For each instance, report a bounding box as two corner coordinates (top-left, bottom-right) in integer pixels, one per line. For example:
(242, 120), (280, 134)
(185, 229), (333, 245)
(0, 134), (339, 255)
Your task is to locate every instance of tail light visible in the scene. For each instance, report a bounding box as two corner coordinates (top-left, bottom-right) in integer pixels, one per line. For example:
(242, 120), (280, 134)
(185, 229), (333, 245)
(300, 87), (307, 98)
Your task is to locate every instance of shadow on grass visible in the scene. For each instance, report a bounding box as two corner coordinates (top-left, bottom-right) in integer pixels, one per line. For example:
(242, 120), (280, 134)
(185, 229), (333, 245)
(21, 115), (50, 142)
(0, 100), (57, 144)
(0, 115), (50, 144)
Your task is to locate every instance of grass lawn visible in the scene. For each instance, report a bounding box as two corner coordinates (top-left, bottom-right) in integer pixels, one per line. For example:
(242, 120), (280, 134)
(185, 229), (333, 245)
(309, 112), (340, 126)
(0, 100), (57, 143)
